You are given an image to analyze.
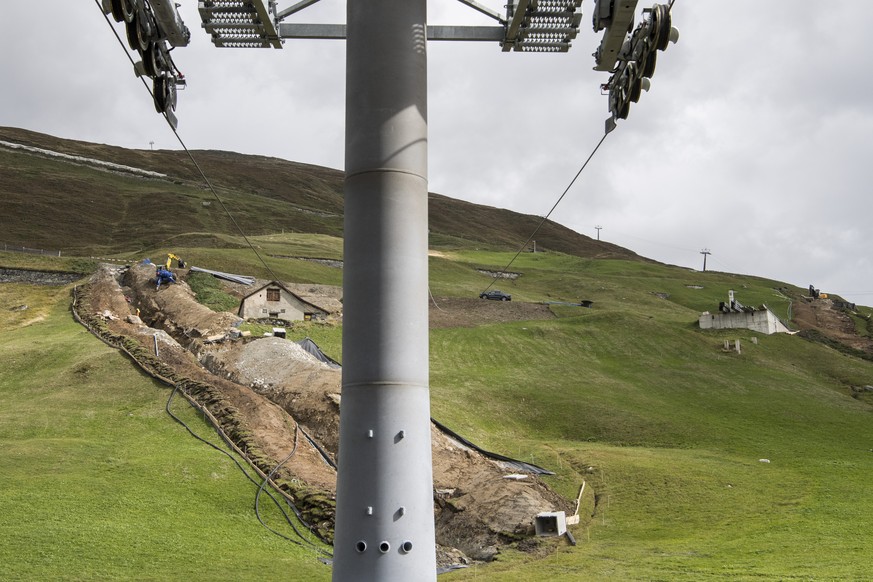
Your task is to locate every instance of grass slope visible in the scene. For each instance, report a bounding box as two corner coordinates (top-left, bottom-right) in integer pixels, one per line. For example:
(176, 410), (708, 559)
(0, 289), (331, 581)
(0, 136), (873, 580)
(1, 126), (637, 261)
(3, 207), (873, 578)
(428, 253), (873, 580)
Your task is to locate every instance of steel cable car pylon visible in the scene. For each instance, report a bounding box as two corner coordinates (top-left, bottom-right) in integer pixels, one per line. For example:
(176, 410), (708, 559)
(332, 2), (435, 578)
(100, 1), (679, 579)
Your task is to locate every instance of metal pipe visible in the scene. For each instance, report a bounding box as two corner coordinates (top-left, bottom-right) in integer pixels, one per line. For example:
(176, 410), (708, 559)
(278, 23), (505, 42)
(332, 0), (436, 579)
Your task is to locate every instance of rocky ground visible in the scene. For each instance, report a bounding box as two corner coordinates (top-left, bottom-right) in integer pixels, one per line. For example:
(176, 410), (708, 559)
(79, 263), (575, 566)
(791, 295), (873, 354)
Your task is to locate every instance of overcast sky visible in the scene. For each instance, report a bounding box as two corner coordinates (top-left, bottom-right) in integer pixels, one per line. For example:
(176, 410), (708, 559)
(1, 1), (871, 305)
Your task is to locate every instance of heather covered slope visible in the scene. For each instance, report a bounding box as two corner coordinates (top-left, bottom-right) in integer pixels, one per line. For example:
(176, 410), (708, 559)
(1, 126), (637, 260)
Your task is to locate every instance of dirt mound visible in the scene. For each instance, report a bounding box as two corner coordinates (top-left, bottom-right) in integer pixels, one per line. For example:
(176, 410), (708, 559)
(124, 263), (242, 341)
(201, 336), (572, 560)
(791, 296), (873, 354)
(430, 428), (569, 560)
(203, 338), (342, 453)
(80, 263), (576, 564)
(82, 265), (338, 538)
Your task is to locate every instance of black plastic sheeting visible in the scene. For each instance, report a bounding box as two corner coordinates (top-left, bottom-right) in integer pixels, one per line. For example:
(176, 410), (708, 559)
(296, 337), (341, 369)
(430, 418), (554, 476)
(298, 338), (553, 475)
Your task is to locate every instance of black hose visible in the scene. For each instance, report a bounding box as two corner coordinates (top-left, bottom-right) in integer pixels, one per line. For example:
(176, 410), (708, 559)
(73, 285), (331, 553)
(164, 385), (325, 551)
(253, 427), (333, 557)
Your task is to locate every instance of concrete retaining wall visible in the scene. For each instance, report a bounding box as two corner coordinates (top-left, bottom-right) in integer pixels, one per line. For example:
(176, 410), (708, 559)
(699, 307), (789, 335)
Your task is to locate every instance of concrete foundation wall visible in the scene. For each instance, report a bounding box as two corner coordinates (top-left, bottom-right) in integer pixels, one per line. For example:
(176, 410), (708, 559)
(699, 308), (789, 335)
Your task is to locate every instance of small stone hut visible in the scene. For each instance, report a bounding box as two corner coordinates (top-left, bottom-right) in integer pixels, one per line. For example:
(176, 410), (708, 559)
(238, 281), (326, 322)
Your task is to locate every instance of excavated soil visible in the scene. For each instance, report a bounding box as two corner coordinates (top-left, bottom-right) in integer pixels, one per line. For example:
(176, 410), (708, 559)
(80, 263), (574, 565)
(791, 296), (873, 354)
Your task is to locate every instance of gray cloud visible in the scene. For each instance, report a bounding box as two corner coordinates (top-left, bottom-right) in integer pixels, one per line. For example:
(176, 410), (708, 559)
(1, 0), (871, 303)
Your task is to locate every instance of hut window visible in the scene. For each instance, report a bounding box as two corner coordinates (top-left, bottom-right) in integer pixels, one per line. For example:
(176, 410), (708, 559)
(267, 288), (280, 302)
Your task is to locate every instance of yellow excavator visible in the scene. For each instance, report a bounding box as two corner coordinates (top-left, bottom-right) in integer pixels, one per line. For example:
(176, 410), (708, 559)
(165, 253), (185, 269)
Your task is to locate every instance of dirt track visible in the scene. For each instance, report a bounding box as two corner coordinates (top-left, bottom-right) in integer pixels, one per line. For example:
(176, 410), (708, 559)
(80, 263), (577, 565)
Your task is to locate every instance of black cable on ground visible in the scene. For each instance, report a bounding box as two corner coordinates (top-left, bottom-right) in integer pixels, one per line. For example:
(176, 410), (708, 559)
(164, 384), (260, 487)
(90, 8), (329, 547)
(253, 426), (333, 557)
(300, 426), (338, 470)
(73, 284), (328, 550)
(164, 384), (328, 552)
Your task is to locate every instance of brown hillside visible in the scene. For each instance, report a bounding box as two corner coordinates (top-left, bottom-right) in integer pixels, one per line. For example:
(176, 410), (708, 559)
(791, 295), (873, 356)
(1, 126), (641, 261)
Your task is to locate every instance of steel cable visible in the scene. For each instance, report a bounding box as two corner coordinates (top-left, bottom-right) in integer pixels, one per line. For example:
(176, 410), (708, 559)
(482, 131), (610, 294)
(93, 0), (282, 283)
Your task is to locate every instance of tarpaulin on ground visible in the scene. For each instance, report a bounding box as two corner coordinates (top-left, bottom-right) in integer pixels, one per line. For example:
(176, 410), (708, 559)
(296, 337), (341, 368)
(302, 337), (554, 475)
(430, 418), (554, 475)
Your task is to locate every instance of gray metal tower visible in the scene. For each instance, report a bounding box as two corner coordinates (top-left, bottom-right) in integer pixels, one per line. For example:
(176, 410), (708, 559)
(335, 1), (434, 578)
(103, 1), (679, 579)
(701, 248), (711, 272)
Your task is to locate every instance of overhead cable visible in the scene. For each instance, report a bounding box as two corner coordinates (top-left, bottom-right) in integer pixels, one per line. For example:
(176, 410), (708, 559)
(482, 130), (610, 293)
(94, 0), (282, 283)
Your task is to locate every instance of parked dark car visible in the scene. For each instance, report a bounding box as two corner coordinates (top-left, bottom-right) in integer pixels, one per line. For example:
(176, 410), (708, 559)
(479, 290), (511, 301)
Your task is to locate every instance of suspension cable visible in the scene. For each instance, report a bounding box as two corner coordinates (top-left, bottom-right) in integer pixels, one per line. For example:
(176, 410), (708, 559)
(94, 0), (282, 283)
(96, 0), (323, 548)
(482, 131), (610, 293)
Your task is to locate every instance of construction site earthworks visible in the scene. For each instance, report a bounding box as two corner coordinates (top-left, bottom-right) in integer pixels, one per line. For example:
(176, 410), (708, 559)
(74, 262), (585, 568)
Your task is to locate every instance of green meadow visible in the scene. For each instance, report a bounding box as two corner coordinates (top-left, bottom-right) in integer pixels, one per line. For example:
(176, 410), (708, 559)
(2, 240), (872, 580)
(0, 271), (331, 581)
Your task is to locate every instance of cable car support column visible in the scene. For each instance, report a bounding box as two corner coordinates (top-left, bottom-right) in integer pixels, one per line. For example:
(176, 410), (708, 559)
(333, 0), (436, 580)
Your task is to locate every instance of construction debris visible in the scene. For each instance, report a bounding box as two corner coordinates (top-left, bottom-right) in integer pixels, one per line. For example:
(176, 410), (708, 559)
(188, 266), (255, 285)
(80, 264), (575, 565)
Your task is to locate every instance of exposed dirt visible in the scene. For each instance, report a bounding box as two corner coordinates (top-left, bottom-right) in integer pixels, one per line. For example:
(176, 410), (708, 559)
(80, 263), (574, 566)
(429, 296), (555, 329)
(85, 266), (338, 494)
(202, 337), (342, 454)
(791, 296), (873, 354)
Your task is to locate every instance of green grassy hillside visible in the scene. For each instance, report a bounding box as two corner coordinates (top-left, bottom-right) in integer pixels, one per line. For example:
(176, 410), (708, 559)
(428, 252), (873, 580)
(2, 127), (873, 580)
(0, 284), (332, 581)
(2, 242), (872, 580)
